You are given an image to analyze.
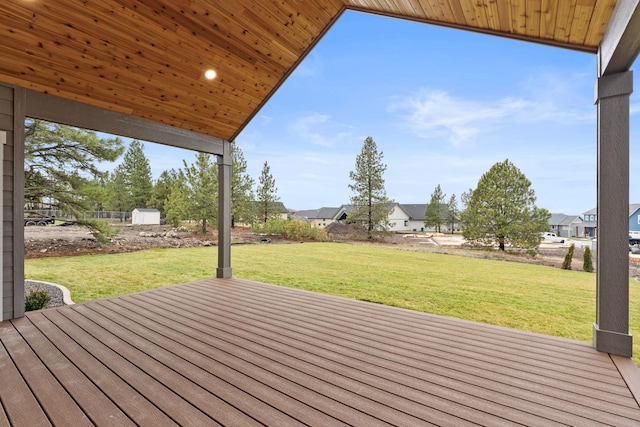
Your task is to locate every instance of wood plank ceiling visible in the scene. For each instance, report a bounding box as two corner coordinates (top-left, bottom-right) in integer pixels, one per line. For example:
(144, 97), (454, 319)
(0, 0), (617, 142)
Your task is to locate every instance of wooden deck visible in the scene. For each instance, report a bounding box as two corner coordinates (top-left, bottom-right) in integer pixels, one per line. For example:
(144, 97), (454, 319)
(2, 278), (640, 426)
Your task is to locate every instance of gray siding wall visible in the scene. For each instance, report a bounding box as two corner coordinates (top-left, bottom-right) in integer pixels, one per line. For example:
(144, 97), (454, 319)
(0, 84), (24, 320)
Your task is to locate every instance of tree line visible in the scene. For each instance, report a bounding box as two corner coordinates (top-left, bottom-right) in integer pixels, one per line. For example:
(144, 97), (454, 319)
(26, 120), (551, 252)
(347, 136), (550, 252)
(25, 119), (283, 234)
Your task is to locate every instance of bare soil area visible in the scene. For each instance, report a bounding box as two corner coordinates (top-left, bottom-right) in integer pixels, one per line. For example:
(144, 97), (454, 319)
(24, 224), (262, 258)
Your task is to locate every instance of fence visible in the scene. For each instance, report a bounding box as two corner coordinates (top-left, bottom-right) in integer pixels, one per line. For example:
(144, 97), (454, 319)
(27, 210), (132, 223)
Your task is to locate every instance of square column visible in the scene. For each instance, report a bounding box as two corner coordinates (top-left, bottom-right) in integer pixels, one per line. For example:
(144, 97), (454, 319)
(217, 141), (232, 278)
(593, 70), (633, 357)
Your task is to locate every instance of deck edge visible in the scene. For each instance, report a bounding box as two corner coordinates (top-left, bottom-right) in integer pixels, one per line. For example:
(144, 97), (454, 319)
(611, 354), (640, 408)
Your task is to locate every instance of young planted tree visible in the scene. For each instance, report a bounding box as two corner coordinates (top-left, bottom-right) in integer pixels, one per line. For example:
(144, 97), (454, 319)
(424, 184), (446, 233)
(348, 136), (392, 239)
(461, 159), (550, 252)
(256, 161), (281, 222)
(111, 140), (153, 211)
(583, 246), (594, 272)
(24, 119), (124, 239)
(230, 142), (255, 227)
(562, 244), (575, 270)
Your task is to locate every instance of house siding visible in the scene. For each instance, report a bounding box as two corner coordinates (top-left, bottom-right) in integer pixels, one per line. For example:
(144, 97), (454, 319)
(0, 84), (23, 320)
(388, 205), (410, 231)
(628, 208), (640, 233)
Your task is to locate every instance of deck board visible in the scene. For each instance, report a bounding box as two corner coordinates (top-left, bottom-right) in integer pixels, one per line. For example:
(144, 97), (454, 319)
(1, 277), (640, 426)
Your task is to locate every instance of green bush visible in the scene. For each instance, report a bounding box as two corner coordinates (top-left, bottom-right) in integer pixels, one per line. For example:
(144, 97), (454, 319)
(583, 246), (594, 273)
(562, 244), (575, 270)
(253, 219), (327, 241)
(25, 287), (51, 311)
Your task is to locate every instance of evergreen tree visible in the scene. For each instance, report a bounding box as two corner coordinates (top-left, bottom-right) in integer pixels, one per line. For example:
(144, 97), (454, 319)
(182, 153), (218, 233)
(347, 136), (392, 239)
(256, 161), (281, 223)
(230, 141), (255, 227)
(461, 159), (550, 252)
(107, 169), (128, 215)
(112, 140), (153, 211)
(149, 169), (180, 217)
(562, 243), (575, 270)
(583, 246), (594, 272)
(445, 194), (458, 234)
(24, 119), (124, 239)
(424, 184), (446, 233)
(164, 176), (188, 227)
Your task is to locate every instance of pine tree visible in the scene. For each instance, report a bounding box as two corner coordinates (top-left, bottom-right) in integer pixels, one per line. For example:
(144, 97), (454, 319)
(149, 169), (180, 217)
(25, 119), (124, 213)
(112, 140), (153, 211)
(182, 153), (218, 233)
(562, 244), (575, 270)
(461, 159), (550, 252)
(347, 136), (392, 239)
(583, 246), (594, 272)
(164, 177), (188, 227)
(424, 184), (446, 233)
(24, 119), (124, 239)
(230, 142), (255, 227)
(256, 161), (281, 223)
(445, 194), (458, 234)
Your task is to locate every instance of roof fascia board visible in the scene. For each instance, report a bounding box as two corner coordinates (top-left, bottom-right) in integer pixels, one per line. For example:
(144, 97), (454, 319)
(348, 7), (599, 54)
(599, 0), (640, 76)
(25, 90), (225, 155)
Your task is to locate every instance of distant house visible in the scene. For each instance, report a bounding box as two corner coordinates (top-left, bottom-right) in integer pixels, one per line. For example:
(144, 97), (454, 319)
(580, 203), (640, 238)
(293, 207), (340, 228)
(398, 204), (427, 231)
(132, 208), (160, 225)
(548, 213), (583, 238)
(294, 203), (458, 232)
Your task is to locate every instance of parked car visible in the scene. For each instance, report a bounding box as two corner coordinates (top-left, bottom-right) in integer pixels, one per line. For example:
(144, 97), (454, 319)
(24, 212), (55, 226)
(540, 232), (565, 243)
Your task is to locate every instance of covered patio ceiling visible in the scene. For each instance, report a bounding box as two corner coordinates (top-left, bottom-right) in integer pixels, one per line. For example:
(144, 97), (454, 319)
(0, 0), (617, 144)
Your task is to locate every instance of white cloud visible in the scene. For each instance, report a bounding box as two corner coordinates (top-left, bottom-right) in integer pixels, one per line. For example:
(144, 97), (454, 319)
(389, 83), (594, 145)
(287, 112), (356, 148)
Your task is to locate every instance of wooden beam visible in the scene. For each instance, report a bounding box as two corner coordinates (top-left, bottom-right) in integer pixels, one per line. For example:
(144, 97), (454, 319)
(24, 90), (225, 155)
(598, 0), (640, 76)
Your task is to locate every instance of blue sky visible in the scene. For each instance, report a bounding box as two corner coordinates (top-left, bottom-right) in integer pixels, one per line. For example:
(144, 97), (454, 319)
(126, 10), (640, 215)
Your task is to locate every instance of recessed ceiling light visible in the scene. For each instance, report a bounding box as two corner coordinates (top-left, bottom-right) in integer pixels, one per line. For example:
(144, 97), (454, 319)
(204, 69), (217, 80)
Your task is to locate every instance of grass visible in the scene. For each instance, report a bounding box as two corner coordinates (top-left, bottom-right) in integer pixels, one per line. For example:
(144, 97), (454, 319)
(24, 242), (640, 364)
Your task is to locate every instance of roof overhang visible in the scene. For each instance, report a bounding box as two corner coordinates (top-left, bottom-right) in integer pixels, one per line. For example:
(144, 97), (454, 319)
(0, 1), (621, 146)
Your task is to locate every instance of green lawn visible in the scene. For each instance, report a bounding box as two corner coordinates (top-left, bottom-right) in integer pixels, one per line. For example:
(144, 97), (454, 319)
(25, 242), (640, 364)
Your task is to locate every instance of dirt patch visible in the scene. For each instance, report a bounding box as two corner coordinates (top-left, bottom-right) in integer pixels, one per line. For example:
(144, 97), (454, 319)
(24, 224), (264, 258)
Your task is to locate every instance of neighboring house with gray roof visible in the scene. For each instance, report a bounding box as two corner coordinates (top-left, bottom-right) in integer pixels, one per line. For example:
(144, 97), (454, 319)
(295, 202), (457, 232)
(293, 207), (340, 228)
(548, 213), (583, 238)
(579, 203), (640, 238)
(399, 204), (427, 231)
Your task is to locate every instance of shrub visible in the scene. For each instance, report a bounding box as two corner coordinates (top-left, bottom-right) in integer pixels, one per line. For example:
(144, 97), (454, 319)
(253, 219), (327, 241)
(583, 246), (594, 273)
(562, 243), (575, 270)
(25, 287), (51, 311)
